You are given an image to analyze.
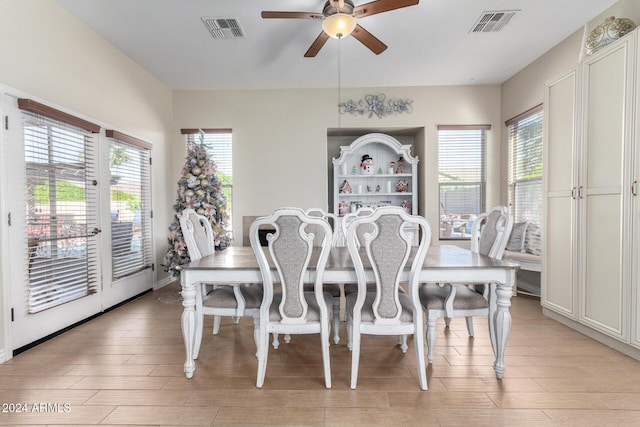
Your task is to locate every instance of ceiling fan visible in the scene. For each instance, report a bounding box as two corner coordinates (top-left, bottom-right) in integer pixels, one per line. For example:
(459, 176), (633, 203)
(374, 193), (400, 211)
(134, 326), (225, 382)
(261, 0), (419, 57)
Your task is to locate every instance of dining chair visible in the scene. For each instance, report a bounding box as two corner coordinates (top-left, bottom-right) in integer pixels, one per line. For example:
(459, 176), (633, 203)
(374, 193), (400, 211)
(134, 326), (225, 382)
(305, 208), (343, 344)
(342, 207), (410, 350)
(419, 205), (513, 364)
(341, 207), (376, 297)
(249, 207), (333, 388)
(179, 208), (262, 358)
(344, 206), (430, 390)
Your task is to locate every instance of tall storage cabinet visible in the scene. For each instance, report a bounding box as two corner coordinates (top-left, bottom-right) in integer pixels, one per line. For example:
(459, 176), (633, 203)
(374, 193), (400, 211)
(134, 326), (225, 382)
(543, 29), (640, 356)
(542, 68), (580, 319)
(332, 133), (418, 216)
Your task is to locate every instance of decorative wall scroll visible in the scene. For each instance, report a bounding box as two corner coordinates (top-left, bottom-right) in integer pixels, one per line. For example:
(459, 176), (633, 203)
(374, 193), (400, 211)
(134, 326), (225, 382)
(338, 93), (413, 118)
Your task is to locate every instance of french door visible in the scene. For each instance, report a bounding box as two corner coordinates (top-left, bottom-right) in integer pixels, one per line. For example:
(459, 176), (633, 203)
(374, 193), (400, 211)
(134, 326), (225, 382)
(4, 96), (102, 350)
(3, 94), (153, 351)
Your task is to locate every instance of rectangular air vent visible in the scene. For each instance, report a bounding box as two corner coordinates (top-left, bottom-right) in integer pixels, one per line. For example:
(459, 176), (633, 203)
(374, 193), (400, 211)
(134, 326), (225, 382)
(202, 17), (246, 39)
(470, 10), (519, 33)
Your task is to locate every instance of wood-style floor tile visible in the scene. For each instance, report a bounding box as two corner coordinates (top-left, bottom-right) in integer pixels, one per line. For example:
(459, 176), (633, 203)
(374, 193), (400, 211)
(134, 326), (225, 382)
(101, 405), (217, 426)
(0, 282), (639, 426)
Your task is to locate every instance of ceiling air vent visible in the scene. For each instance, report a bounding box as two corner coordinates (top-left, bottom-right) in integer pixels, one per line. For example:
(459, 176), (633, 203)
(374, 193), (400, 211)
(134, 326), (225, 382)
(470, 10), (519, 33)
(202, 17), (246, 39)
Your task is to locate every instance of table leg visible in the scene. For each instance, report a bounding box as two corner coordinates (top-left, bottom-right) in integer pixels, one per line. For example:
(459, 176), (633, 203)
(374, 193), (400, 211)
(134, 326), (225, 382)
(181, 272), (197, 379)
(488, 275), (513, 379)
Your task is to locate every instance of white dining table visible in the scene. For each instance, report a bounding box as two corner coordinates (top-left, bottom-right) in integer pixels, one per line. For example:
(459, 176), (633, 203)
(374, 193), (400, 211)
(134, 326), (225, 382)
(179, 245), (519, 380)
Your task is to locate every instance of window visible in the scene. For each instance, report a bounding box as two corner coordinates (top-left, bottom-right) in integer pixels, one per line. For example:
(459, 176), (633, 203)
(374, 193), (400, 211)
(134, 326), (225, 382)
(506, 105), (543, 224)
(20, 99), (100, 313)
(183, 129), (233, 238)
(438, 125), (489, 239)
(106, 130), (153, 280)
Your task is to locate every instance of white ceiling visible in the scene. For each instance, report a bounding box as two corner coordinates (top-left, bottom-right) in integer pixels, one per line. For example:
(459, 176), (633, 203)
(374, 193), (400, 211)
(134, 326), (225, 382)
(55, 0), (617, 90)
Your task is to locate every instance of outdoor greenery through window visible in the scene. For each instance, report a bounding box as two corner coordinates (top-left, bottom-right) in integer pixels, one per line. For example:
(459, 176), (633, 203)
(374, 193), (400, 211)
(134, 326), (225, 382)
(185, 130), (233, 237)
(438, 125), (488, 239)
(507, 105), (543, 225)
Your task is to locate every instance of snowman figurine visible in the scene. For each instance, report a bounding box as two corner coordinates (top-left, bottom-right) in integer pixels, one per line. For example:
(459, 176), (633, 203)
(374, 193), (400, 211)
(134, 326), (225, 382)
(360, 154), (374, 175)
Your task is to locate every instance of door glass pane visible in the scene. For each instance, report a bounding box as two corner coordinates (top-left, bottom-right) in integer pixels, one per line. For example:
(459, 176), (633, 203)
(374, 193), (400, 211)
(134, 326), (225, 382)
(24, 113), (98, 313)
(109, 139), (152, 279)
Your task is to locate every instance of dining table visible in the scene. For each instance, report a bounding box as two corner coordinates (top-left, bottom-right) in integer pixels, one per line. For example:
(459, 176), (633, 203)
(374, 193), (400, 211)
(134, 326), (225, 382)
(179, 244), (519, 380)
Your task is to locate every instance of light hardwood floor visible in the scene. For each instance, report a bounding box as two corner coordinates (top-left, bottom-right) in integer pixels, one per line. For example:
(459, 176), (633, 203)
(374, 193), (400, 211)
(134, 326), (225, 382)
(2, 282), (640, 426)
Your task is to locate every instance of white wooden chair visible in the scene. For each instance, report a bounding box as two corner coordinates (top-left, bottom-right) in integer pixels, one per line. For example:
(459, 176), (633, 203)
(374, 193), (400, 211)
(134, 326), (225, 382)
(419, 205), (513, 364)
(344, 206), (430, 390)
(250, 208), (333, 388)
(305, 208), (343, 344)
(179, 208), (262, 358)
(341, 207), (376, 297)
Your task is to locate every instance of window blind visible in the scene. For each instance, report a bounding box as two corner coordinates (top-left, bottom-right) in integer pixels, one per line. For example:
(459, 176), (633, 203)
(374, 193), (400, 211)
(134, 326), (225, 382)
(438, 125), (489, 239)
(106, 130), (153, 279)
(506, 105), (543, 225)
(21, 108), (99, 313)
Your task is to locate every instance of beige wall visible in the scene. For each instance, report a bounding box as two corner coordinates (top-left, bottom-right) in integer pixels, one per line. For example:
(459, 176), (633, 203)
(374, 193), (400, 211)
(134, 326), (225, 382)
(0, 0), (174, 359)
(172, 84), (502, 245)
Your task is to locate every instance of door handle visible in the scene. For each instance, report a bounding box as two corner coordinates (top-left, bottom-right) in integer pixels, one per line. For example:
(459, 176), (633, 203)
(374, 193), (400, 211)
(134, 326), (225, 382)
(632, 180), (638, 196)
(91, 227), (102, 235)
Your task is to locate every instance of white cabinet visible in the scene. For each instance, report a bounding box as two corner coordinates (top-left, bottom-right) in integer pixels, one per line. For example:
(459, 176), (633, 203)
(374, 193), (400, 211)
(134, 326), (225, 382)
(542, 68), (580, 319)
(579, 35), (635, 340)
(332, 133), (418, 216)
(543, 29), (640, 356)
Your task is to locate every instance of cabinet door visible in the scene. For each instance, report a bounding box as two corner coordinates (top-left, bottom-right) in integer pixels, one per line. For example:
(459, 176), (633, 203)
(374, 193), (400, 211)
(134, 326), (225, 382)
(542, 69), (579, 318)
(633, 35), (640, 350)
(580, 37), (634, 339)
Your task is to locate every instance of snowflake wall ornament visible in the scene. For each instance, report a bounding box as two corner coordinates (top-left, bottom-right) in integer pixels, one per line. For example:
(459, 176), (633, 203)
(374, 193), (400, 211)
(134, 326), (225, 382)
(338, 93), (414, 118)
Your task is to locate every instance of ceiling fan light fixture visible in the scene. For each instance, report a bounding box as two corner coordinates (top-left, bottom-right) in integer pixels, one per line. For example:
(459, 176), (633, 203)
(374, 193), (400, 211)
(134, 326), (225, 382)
(322, 13), (356, 39)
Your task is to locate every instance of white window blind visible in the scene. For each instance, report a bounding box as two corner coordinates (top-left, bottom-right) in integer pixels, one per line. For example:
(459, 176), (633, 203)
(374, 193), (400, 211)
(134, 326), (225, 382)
(107, 130), (153, 279)
(507, 105), (543, 225)
(438, 125), (488, 239)
(184, 129), (233, 236)
(20, 100), (100, 313)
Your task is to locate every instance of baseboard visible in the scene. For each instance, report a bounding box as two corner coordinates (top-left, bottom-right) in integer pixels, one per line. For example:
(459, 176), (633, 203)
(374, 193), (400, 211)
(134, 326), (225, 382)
(543, 308), (640, 362)
(154, 276), (176, 290)
(0, 349), (8, 363)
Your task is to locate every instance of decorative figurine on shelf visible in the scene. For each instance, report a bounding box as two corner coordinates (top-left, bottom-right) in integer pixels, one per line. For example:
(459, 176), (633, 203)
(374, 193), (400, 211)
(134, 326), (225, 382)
(340, 179), (353, 193)
(395, 156), (405, 174)
(375, 184), (381, 192)
(366, 185), (372, 193)
(400, 200), (411, 213)
(338, 201), (349, 216)
(396, 179), (408, 193)
(388, 161), (395, 174)
(377, 167), (383, 174)
(351, 165), (357, 175)
(360, 154), (374, 175)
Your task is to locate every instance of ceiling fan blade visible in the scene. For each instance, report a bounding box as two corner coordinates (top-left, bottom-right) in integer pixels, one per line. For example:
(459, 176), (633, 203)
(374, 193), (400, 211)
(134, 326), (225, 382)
(353, 0), (419, 18)
(351, 25), (387, 55)
(261, 11), (323, 20)
(304, 32), (331, 57)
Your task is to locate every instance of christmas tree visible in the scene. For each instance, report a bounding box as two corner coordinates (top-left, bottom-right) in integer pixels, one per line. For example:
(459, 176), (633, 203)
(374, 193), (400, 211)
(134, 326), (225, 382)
(164, 138), (231, 275)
